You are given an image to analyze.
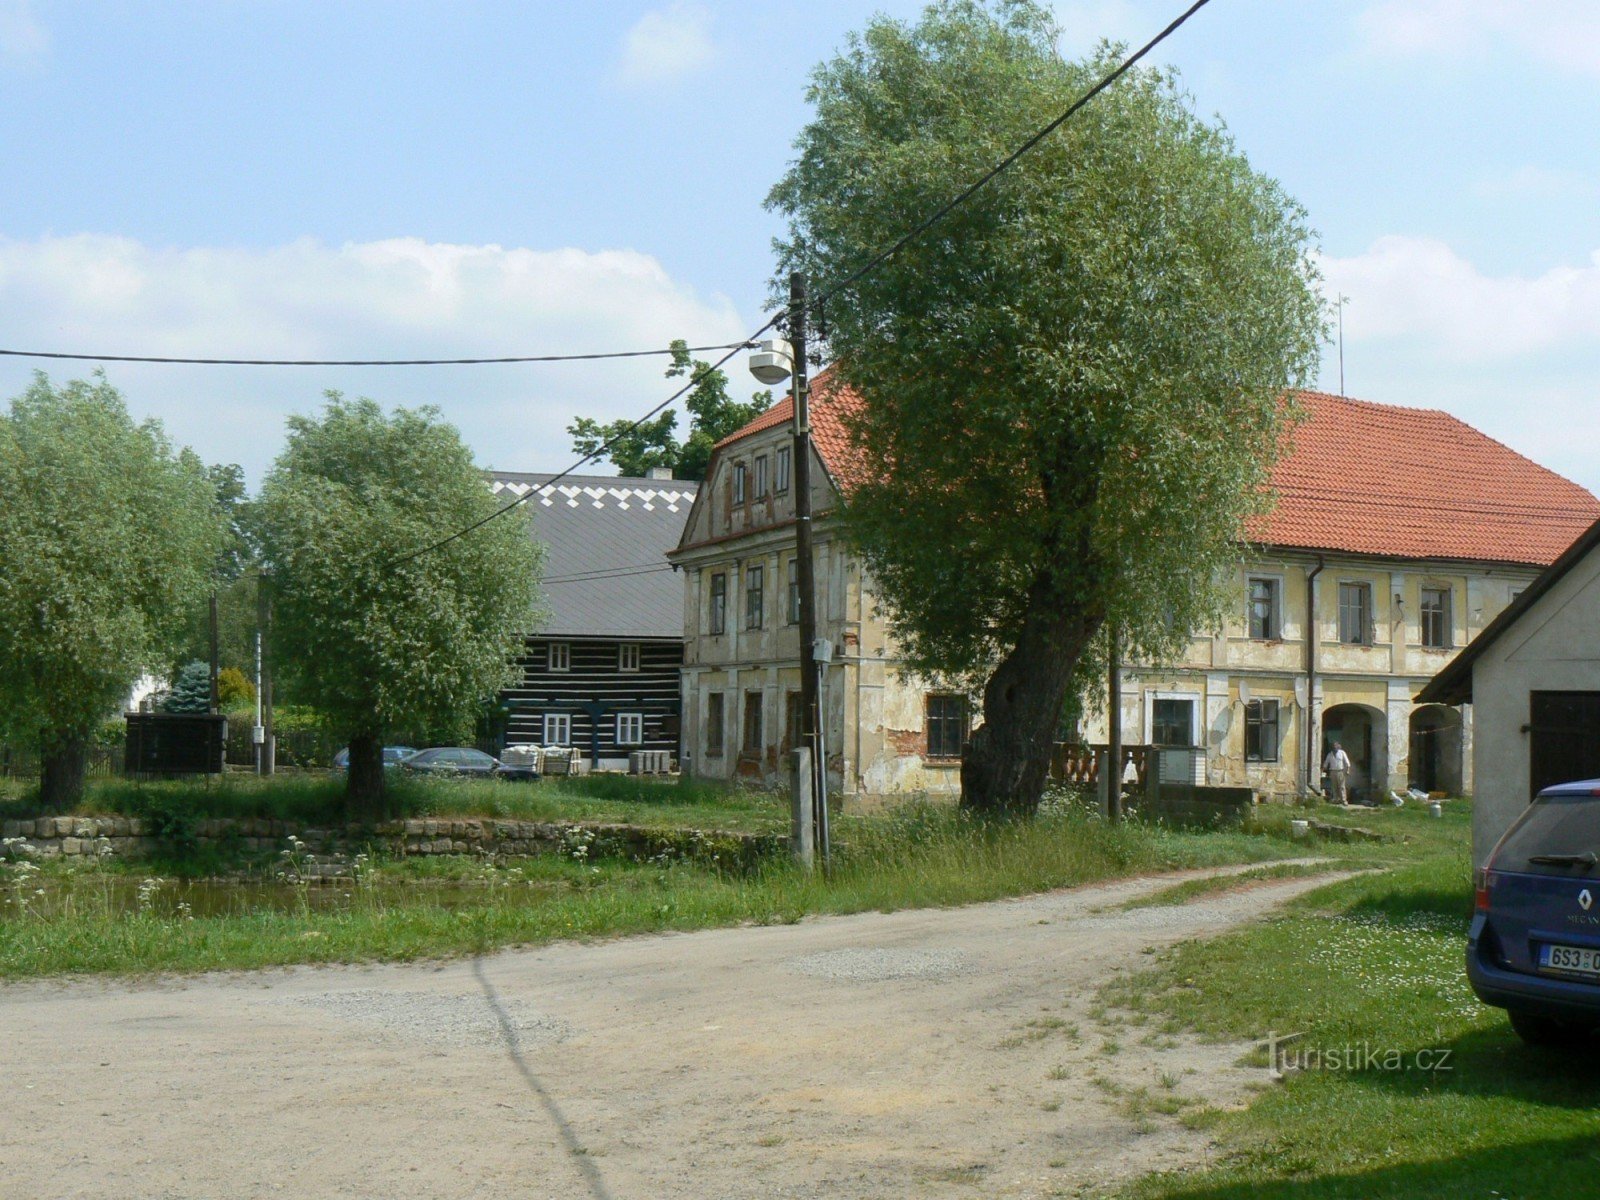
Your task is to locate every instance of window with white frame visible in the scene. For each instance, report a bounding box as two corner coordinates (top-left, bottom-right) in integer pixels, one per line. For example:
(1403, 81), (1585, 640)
(753, 454), (768, 498)
(774, 446), (791, 494)
(548, 642), (571, 672)
(616, 712), (644, 745)
(618, 642), (640, 672)
(732, 462), (747, 505)
(543, 712), (571, 745)
(1421, 585), (1452, 649)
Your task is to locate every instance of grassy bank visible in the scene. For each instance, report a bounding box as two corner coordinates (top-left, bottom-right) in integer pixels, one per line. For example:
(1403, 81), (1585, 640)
(0, 798), (1302, 979)
(0, 772), (789, 834)
(1100, 798), (1600, 1200)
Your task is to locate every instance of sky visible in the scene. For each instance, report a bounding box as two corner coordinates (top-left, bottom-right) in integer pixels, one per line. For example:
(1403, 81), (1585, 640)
(1, 0), (1598, 493)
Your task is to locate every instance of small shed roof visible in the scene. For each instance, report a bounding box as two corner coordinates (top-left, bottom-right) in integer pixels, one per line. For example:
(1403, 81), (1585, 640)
(490, 472), (698, 639)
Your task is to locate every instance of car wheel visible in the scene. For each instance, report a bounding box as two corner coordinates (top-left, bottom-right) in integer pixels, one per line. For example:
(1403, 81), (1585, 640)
(1509, 1009), (1599, 1049)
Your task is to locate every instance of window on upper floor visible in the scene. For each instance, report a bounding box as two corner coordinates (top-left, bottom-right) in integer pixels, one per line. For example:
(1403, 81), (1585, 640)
(708, 573), (726, 635)
(1421, 586), (1452, 649)
(618, 642), (640, 672)
(1245, 699), (1280, 763)
(753, 455), (768, 499)
(745, 565), (765, 630)
(786, 557), (801, 625)
(1247, 577), (1280, 641)
(774, 446), (791, 494)
(548, 642), (571, 672)
(732, 462), (747, 505)
(1338, 582), (1372, 645)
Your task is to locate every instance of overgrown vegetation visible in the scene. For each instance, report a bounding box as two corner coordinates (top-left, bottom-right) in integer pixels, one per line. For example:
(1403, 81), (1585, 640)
(1100, 799), (1600, 1200)
(0, 786), (1305, 978)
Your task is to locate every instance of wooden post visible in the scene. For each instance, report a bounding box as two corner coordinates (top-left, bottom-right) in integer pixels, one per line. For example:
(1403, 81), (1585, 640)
(1107, 629), (1122, 822)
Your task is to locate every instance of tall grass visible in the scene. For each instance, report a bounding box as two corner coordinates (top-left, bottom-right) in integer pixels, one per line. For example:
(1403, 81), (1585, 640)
(0, 801), (1302, 979)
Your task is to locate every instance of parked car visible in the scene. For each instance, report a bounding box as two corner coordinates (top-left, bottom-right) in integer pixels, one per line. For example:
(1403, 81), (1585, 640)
(1469, 778), (1600, 1047)
(332, 746), (418, 770)
(400, 747), (501, 778)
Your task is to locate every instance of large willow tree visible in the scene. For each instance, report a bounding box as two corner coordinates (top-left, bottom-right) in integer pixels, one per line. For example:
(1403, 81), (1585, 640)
(768, 1), (1324, 815)
(257, 396), (542, 819)
(0, 374), (220, 809)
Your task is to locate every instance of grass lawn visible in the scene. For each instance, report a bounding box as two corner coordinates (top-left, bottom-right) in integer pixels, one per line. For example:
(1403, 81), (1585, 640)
(0, 789), (1306, 979)
(1100, 797), (1600, 1200)
(0, 771), (790, 834)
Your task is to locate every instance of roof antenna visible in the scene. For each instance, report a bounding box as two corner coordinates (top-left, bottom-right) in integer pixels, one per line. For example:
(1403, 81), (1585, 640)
(1336, 293), (1349, 397)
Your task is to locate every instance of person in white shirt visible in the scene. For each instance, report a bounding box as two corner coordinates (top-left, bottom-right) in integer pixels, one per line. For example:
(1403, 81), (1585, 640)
(1323, 741), (1353, 805)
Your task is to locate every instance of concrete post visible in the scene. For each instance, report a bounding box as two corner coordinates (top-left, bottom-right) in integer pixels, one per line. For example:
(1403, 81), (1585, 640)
(791, 746), (815, 870)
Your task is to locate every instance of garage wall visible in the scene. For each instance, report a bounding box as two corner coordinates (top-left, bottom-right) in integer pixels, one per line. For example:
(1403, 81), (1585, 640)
(1471, 548), (1600, 866)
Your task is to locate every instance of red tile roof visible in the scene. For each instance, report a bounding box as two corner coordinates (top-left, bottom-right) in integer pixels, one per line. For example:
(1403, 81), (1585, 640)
(714, 367), (869, 490)
(715, 382), (1599, 567)
(1248, 391), (1600, 566)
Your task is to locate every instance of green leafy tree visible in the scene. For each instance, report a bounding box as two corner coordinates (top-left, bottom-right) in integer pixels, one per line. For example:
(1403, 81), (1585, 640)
(767, 1), (1324, 816)
(217, 666), (256, 709)
(0, 373), (221, 808)
(257, 395), (543, 818)
(568, 340), (765, 481)
(162, 661), (213, 713)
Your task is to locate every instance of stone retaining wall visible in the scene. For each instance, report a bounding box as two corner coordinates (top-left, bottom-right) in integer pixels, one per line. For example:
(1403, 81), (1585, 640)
(1, 815), (781, 870)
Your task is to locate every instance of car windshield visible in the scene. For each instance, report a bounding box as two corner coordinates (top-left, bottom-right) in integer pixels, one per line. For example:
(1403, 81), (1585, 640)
(1494, 791), (1600, 874)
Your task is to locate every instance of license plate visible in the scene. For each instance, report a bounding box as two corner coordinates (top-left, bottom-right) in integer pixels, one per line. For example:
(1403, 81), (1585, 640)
(1539, 943), (1600, 975)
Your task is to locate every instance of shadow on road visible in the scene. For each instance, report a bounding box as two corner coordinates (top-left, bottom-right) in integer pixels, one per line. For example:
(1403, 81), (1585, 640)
(472, 956), (613, 1200)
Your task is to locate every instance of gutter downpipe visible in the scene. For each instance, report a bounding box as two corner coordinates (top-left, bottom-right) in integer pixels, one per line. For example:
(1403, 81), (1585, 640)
(1304, 555), (1325, 797)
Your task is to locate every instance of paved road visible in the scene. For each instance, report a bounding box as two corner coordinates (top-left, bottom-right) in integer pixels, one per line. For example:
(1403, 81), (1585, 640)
(0, 865), (1338, 1199)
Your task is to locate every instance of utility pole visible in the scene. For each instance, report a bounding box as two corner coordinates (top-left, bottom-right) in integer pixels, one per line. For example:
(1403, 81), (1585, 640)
(208, 590), (221, 713)
(789, 270), (826, 864)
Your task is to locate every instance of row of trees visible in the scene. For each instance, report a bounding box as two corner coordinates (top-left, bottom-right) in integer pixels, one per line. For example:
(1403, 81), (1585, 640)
(0, 376), (541, 816)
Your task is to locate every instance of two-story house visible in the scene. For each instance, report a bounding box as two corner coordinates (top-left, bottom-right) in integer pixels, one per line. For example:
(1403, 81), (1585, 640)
(667, 372), (965, 799)
(493, 470), (698, 771)
(671, 382), (1599, 804)
(1078, 392), (1600, 801)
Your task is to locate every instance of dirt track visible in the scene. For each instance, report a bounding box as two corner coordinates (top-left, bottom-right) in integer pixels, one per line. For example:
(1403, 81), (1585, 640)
(0, 865), (1339, 1199)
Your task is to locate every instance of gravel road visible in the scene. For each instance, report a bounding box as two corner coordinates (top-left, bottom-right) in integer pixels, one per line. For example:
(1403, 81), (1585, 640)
(0, 863), (1340, 1199)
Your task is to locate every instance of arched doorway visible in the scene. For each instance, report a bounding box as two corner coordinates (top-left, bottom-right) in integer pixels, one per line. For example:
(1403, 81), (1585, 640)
(1409, 704), (1464, 795)
(1322, 704), (1387, 804)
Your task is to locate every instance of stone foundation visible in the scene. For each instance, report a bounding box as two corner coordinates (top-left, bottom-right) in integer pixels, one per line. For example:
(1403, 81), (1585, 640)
(0, 815), (781, 870)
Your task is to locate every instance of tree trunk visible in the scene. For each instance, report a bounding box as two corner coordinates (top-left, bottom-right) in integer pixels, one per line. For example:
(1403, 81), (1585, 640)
(961, 585), (1103, 818)
(344, 732), (389, 822)
(39, 734), (88, 813)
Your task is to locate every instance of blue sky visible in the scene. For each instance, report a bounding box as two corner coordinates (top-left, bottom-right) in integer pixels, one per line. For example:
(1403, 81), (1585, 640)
(2, 0), (1598, 492)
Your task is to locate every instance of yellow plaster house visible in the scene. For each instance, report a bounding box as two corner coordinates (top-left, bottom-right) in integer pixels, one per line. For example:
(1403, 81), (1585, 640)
(671, 382), (1599, 804)
(1080, 392), (1600, 801)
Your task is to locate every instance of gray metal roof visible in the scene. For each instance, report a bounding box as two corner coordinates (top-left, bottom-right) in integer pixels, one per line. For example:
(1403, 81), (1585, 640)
(490, 472), (697, 640)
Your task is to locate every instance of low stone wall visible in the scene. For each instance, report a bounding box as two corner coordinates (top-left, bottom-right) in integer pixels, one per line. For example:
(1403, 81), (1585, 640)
(1, 814), (782, 871)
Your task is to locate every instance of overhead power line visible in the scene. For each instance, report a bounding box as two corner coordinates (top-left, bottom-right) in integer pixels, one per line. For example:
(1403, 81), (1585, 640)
(0, 342), (752, 368)
(390, 0), (1214, 566)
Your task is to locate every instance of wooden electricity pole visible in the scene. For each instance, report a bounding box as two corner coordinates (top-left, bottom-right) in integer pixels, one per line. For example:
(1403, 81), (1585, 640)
(789, 271), (827, 863)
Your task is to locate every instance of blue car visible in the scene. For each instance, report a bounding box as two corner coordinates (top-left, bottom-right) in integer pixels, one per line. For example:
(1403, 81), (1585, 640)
(1470, 778), (1600, 1047)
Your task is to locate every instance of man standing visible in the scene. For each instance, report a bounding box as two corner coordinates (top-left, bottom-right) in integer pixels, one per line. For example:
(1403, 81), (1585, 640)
(1323, 740), (1353, 805)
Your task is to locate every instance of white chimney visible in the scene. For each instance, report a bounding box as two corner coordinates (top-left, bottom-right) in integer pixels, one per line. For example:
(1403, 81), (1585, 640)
(647, 467), (673, 480)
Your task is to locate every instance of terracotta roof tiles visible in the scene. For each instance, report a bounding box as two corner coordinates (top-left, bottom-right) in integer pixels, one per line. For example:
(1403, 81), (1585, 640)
(714, 383), (1598, 568)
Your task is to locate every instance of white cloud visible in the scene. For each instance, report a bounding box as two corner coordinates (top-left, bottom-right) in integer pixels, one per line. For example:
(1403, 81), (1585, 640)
(1319, 234), (1600, 359)
(615, 3), (715, 87)
(1316, 234), (1600, 495)
(0, 0), (48, 66)
(0, 234), (749, 482)
(1357, 1), (1600, 74)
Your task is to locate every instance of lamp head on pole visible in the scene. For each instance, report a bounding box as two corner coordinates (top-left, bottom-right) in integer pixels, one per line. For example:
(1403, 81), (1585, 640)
(748, 338), (795, 385)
